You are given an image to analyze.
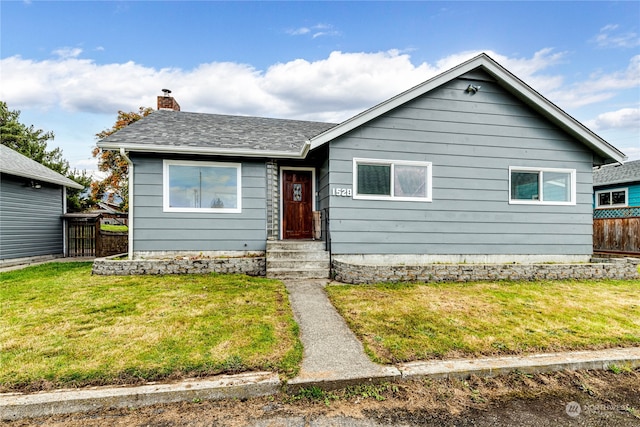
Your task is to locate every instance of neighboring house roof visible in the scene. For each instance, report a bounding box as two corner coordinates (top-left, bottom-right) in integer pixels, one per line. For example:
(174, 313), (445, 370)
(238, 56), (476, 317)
(593, 159), (640, 187)
(0, 144), (84, 189)
(97, 53), (626, 165)
(310, 54), (626, 165)
(96, 202), (125, 214)
(97, 111), (337, 158)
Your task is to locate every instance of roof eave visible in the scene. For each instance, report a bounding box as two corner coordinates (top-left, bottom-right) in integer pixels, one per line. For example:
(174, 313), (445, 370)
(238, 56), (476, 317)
(98, 141), (311, 159)
(594, 178), (640, 188)
(2, 170), (84, 189)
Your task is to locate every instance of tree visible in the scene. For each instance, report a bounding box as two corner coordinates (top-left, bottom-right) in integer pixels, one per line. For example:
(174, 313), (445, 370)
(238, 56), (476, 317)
(0, 101), (69, 175)
(92, 107), (153, 212)
(0, 101), (92, 212)
(66, 170), (94, 212)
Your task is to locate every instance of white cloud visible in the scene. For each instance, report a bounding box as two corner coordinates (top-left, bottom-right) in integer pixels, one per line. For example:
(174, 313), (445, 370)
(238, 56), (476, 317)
(287, 27), (310, 36)
(52, 47), (83, 59)
(287, 23), (340, 39)
(621, 145), (640, 161)
(547, 55), (640, 108)
(584, 108), (640, 131)
(593, 24), (640, 48)
(3, 48), (638, 162)
(0, 48), (636, 126)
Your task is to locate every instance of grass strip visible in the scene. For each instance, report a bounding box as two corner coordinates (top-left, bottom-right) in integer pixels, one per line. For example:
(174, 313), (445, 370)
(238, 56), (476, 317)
(0, 262), (302, 392)
(326, 279), (640, 363)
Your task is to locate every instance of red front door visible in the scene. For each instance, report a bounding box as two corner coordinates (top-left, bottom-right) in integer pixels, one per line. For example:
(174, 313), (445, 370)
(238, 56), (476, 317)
(282, 170), (313, 239)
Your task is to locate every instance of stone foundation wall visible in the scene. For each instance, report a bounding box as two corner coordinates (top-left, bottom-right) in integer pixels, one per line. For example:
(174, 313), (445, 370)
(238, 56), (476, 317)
(92, 256), (266, 276)
(332, 258), (640, 284)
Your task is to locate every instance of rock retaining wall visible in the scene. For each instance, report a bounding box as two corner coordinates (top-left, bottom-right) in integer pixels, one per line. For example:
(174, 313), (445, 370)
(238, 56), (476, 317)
(93, 255), (640, 283)
(332, 258), (640, 284)
(92, 256), (266, 276)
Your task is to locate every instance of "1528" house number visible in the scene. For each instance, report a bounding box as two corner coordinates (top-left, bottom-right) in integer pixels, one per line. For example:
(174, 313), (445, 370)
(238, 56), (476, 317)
(332, 188), (352, 197)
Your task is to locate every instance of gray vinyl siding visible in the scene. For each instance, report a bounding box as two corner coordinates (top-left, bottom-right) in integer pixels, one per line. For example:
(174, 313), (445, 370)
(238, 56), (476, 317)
(317, 157), (331, 244)
(0, 174), (64, 260)
(327, 72), (595, 256)
(131, 156), (267, 252)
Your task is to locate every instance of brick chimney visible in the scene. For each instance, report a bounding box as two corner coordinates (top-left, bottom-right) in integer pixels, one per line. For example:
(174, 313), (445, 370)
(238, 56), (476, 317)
(157, 89), (180, 111)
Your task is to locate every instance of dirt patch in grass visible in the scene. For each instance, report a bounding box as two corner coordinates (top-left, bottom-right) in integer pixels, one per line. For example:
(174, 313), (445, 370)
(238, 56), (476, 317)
(0, 262), (302, 392)
(6, 369), (640, 426)
(326, 279), (640, 363)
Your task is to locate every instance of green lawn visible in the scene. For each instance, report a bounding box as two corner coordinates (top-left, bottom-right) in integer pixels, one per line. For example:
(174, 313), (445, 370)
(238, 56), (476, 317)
(326, 279), (640, 364)
(0, 262), (302, 392)
(100, 224), (128, 232)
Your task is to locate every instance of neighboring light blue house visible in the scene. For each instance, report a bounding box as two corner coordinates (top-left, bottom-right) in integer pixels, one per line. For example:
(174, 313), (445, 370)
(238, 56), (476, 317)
(593, 159), (640, 218)
(97, 54), (627, 277)
(0, 144), (84, 267)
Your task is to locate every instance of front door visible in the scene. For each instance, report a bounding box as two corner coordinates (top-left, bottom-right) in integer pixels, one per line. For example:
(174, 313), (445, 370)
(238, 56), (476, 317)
(282, 169), (313, 239)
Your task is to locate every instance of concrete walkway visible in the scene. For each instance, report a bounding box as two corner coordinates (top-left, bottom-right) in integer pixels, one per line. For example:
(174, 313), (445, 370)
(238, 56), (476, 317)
(284, 280), (399, 386)
(0, 256), (94, 273)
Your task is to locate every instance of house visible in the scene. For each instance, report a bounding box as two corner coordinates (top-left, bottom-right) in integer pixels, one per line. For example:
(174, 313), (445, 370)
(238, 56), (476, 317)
(96, 54), (627, 278)
(0, 144), (84, 267)
(592, 159), (640, 255)
(593, 159), (640, 216)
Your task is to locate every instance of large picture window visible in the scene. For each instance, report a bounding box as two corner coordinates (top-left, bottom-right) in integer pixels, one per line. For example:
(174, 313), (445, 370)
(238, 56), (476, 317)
(353, 158), (432, 201)
(595, 188), (627, 208)
(163, 160), (241, 213)
(509, 167), (575, 205)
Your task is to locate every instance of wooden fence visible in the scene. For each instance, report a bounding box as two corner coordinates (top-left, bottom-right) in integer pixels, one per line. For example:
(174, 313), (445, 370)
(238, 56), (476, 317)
(67, 219), (99, 257)
(593, 217), (640, 255)
(65, 215), (128, 257)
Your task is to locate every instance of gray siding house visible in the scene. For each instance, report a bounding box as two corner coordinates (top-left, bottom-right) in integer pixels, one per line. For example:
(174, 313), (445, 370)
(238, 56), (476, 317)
(0, 145), (84, 266)
(97, 54), (626, 275)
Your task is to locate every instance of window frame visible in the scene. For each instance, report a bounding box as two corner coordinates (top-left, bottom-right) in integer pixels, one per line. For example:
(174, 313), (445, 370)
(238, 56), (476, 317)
(163, 159), (242, 213)
(595, 187), (628, 209)
(508, 166), (576, 206)
(353, 158), (432, 202)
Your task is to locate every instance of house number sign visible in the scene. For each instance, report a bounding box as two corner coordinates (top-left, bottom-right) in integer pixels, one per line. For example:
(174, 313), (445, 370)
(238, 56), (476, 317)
(332, 187), (352, 197)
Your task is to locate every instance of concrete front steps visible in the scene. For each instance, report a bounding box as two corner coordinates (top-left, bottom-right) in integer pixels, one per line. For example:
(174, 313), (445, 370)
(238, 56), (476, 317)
(266, 240), (330, 279)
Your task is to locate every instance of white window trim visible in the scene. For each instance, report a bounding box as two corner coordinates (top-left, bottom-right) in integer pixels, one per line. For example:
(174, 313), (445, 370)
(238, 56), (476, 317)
(353, 158), (433, 202)
(163, 159), (242, 213)
(508, 166), (576, 206)
(595, 187), (628, 209)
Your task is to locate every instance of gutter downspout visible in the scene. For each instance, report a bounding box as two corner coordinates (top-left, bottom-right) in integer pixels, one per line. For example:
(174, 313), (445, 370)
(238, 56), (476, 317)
(120, 148), (134, 260)
(62, 186), (68, 257)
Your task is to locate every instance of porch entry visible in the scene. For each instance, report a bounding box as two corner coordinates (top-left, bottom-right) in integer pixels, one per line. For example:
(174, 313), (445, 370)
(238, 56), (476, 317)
(282, 169), (314, 239)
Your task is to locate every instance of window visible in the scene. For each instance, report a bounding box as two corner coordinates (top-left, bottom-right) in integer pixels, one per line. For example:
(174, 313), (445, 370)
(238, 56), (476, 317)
(595, 188), (628, 208)
(509, 167), (575, 205)
(353, 158), (432, 201)
(163, 160), (241, 213)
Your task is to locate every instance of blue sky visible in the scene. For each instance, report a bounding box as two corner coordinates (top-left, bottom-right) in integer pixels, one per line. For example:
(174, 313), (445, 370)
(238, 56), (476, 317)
(1, 1), (639, 172)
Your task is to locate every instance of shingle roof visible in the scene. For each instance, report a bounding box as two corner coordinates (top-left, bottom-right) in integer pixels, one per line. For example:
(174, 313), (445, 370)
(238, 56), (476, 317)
(593, 159), (640, 187)
(0, 144), (84, 189)
(98, 110), (337, 157)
